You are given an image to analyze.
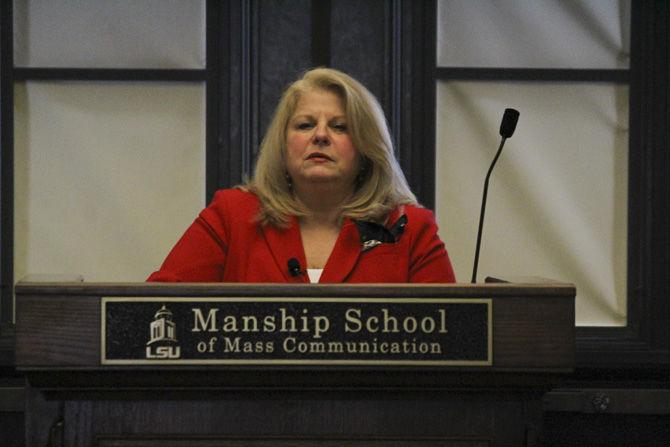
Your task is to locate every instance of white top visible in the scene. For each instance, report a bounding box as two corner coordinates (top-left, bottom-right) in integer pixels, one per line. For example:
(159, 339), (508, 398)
(307, 268), (323, 284)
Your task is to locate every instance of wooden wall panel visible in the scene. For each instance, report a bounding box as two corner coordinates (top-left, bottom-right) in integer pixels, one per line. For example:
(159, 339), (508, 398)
(330, 0), (388, 107)
(257, 0), (313, 147)
(209, 0), (437, 207)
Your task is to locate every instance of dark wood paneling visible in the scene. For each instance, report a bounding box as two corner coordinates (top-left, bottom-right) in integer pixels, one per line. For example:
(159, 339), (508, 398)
(0, 385), (25, 447)
(207, 0), (259, 195)
(311, 0), (331, 67)
(494, 297), (574, 369)
(0, 322), (15, 367)
(543, 413), (670, 447)
(0, 0), (14, 326)
(330, 0), (387, 105)
(257, 0), (312, 145)
(58, 396), (536, 447)
(205, 0), (224, 199)
(401, 0), (436, 208)
(207, 0), (257, 195)
(0, 412), (24, 447)
(98, 440), (489, 447)
(24, 386), (61, 447)
(635, 1), (670, 352)
(16, 295), (100, 366)
(0, 385), (26, 447)
(545, 389), (670, 414)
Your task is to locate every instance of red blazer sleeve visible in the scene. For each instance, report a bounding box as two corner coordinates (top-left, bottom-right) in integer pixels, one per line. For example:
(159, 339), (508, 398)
(147, 192), (230, 282)
(407, 207), (456, 283)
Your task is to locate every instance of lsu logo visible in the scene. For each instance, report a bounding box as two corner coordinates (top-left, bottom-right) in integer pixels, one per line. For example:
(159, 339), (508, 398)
(146, 305), (181, 359)
(146, 345), (181, 359)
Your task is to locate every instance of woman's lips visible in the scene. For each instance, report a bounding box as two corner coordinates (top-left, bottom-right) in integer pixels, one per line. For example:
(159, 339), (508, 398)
(306, 152), (333, 162)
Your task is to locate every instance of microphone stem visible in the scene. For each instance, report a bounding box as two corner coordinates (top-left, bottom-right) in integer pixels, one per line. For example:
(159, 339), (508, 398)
(471, 137), (507, 283)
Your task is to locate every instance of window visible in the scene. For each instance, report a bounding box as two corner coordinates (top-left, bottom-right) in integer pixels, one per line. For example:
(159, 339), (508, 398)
(4, 0), (207, 321)
(435, 0), (630, 327)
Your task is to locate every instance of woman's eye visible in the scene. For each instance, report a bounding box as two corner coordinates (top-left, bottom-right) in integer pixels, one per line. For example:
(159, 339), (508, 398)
(296, 122), (314, 130)
(332, 123), (348, 132)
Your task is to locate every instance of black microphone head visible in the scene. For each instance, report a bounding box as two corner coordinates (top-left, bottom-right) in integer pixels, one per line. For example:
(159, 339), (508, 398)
(499, 108), (520, 139)
(287, 258), (301, 277)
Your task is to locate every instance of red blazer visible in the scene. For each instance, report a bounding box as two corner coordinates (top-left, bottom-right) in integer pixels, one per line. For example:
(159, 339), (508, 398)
(147, 189), (456, 283)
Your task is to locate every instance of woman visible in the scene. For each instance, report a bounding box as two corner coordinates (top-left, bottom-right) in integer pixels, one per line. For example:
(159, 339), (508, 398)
(148, 68), (455, 283)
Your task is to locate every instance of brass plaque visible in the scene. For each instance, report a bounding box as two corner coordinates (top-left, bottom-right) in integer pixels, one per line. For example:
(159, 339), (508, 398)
(101, 297), (492, 366)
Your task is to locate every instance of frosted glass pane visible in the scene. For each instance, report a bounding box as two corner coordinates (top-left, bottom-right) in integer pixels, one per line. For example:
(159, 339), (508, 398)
(14, 82), (205, 286)
(14, 0), (205, 68)
(435, 81), (628, 326)
(437, 0), (630, 69)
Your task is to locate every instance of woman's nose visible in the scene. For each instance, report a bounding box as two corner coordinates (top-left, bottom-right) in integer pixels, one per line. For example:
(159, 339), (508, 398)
(313, 123), (330, 146)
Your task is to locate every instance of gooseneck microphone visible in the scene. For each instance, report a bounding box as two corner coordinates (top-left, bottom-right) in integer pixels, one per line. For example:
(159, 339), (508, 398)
(287, 258), (303, 277)
(471, 108), (520, 283)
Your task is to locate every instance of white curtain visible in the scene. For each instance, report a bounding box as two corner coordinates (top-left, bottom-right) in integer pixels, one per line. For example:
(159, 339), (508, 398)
(435, 0), (630, 326)
(14, 82), (206, 284)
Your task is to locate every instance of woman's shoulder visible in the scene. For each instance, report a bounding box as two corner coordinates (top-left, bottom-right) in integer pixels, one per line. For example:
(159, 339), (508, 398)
(211, 187), (258, 203)
(395, 203), (437, 223)
(205, 188), (260, 219)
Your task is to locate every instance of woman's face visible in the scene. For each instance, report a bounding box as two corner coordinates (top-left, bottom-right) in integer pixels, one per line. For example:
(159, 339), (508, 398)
(285, 88), (360, 194)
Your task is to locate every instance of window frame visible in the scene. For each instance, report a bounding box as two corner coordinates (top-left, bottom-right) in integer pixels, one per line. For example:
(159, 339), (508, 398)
(0, 1), (214, 333)
(432, 1), (670, 368)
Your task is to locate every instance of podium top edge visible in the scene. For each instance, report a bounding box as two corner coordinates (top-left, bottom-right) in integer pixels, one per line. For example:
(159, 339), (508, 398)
(14, 281), (576, 298)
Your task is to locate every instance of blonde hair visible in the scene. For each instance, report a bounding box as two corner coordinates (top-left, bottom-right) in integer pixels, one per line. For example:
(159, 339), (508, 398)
(248, 67), (417, 226)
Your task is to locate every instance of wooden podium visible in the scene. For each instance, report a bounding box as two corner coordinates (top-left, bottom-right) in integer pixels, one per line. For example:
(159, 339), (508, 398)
(15, 281), (574, 447)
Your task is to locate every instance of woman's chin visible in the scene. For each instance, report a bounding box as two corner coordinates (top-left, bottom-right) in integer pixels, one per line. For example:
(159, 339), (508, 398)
(295, 175), (354, 191)
(298, 170), (341, 183)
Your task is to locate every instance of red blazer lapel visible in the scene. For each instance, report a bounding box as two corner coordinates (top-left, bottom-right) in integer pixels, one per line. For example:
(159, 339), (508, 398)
(260, 217), (307, 282)
(260, 209), (402, 283)
(320, 218), (362, 283)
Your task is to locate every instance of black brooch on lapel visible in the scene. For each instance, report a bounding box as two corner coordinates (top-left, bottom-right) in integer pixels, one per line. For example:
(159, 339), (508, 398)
(354, 215), (408, 252)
